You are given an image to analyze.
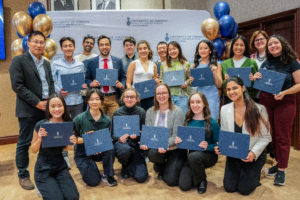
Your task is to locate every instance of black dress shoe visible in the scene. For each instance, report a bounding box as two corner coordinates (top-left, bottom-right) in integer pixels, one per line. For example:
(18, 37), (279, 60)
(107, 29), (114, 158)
(121, 165), (129, 179)
(197, 180), (207, 194)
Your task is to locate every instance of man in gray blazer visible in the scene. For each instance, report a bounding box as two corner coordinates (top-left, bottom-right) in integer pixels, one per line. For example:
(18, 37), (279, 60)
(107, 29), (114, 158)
(9, 31), (54, 190)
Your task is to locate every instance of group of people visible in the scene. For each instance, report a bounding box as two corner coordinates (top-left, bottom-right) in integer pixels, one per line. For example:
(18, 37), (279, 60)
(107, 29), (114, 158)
(9, 29), (300, 199)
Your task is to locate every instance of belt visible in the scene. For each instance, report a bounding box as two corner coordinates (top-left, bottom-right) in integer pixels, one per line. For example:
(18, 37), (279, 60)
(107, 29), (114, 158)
(102, 92), (117, 97)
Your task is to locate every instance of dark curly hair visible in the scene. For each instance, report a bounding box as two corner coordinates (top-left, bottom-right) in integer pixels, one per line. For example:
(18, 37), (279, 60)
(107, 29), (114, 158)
(193, 39), (218, 67)
(266, 34), (298, 65)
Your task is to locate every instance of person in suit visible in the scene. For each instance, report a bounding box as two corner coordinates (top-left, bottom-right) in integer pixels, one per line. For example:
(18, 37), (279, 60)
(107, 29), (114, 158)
(214, 77), (271, 195)
(85, 35), (126, 118)
(97, 0), (116, 10)
(9, 31), (55, 190)
(54, 0), (74, 11)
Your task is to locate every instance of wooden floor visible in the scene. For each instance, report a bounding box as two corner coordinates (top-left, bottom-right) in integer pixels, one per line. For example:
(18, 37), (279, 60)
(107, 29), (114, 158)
(0, 144), (299, 200)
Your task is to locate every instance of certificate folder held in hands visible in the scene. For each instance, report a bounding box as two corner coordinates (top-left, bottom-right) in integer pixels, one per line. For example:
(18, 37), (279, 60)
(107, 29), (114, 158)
(82, 128), (113, 156)
(177, 126), (205, 151)
(163, 70), (185, 87)
(113, 115), (140, 137)
(96, 69), (118, 86)
(253, 68), (286, 94)
(134, 79), (156, 100)
(140, 125), (169, 150)
(218, 130), (250, 159)
(61, 72), (85, 92)
(190, 68), (214, 87)
(41, 122), (73, 148)
(227, 67), (252, 87)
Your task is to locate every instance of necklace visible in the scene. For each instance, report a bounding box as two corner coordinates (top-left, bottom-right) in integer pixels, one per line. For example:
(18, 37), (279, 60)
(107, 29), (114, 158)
(257, 54), (265, 62)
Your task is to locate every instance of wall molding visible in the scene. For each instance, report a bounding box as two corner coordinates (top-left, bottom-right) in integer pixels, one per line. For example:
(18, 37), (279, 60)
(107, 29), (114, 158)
(0, 135), (18, 145)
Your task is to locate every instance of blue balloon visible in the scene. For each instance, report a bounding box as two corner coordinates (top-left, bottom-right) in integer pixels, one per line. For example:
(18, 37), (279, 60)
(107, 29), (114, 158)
(22, 35), (29, 52)
(219, 15), (235, 38)
(16, 31), (23, 38)
(214, 1), (230, 20)
(28, 2), (46, 19)
(228, 22), (239, 39)
(213, 38), (225, 58)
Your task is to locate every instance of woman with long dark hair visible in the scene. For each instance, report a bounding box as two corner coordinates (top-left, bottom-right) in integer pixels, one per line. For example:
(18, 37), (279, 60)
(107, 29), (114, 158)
(140, 83), (186, 187)
(176, 92), (219, 194)
(160, 41), (191, 114)
(215, 77), (271, 195)
(112, 88), (148, 183)
(30, 93), (79, 199)
(222, 35), (259, 100)
(255, 34), (300, 186)
(191, 39), (222, 119)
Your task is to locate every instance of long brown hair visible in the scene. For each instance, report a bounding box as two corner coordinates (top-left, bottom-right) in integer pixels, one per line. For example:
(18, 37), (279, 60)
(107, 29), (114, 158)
(137, 40), (153, 60)
(226, 77), (270, 136)
(153, 83), (174, 111)
(166, 41), (187, 67)
(185, 92), (212, 137)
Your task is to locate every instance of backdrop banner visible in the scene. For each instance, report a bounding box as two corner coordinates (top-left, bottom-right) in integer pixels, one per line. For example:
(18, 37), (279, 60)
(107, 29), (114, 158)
(47, 10), (210, 62)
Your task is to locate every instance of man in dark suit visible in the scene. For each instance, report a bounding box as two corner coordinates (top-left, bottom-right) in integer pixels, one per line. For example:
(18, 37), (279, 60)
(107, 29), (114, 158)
(85, 35), (125, 118)
(54, 0), (74, 11)
(97, 0), (116, 10)
(9, 31), (54, 190)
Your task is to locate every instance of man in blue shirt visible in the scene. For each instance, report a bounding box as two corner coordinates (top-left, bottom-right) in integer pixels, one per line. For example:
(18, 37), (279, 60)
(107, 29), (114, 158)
(9, 31), (55, 190)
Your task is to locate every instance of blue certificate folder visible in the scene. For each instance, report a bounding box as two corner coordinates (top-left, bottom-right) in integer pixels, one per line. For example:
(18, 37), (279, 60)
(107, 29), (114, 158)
(163, 70), (185, 86)
(218, 130), (250, 159)
(191, 68), (214, 87)
(61, 72), (85, 92)
(113, 115), (140, 137)
(253, 69), (286, 94)
(40, 122), (73, 148)
(140, 125), (170, 149)
(134, 79), (156, 100)
(82, 128), (113, 156)
(227, 67), (252, 87)
(177, 126), (205, 151)
(96, 69), (118, 86)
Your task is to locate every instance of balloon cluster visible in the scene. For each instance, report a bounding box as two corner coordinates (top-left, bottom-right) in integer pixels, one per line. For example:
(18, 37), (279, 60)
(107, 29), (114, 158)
(11, 2), (57, 59)
(201, 1), (238, 59)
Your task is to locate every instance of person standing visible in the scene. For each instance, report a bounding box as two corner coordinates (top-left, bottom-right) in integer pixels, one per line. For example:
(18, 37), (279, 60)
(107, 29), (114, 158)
(249, 30), (269, 69)
(155, 41), (168, 76)
(9, 31), (55, 190)
(85, 35), (126, 118)
(74, 35), (97, 62)
(121, 36), (138, 76)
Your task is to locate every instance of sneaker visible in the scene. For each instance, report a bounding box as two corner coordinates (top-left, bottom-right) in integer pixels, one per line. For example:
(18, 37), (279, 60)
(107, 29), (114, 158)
(274, 170), (285, 186)
(268, 165), (278, 176)
(19, 177), (35, 190)
(102, 174), (117, 186)
(121, 165), (129, 179)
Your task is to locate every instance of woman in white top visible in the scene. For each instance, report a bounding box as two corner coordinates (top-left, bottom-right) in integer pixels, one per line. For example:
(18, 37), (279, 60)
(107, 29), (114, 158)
(126, 40), (159, 111)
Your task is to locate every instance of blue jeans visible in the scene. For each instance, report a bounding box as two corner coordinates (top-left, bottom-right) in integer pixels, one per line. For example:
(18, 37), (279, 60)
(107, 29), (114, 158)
(171, 95), (188, 116)
(16, 116), (43, 178)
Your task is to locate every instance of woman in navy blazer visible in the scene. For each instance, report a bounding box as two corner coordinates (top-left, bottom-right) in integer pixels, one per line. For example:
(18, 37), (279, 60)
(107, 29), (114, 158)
(215, 77), (271, 195)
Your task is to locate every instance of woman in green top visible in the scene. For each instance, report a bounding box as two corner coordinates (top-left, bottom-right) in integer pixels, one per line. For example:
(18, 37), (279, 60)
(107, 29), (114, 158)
(176, 91), (219, 194)
(221, 35), (258, 101)
(160, 41), (191, 114)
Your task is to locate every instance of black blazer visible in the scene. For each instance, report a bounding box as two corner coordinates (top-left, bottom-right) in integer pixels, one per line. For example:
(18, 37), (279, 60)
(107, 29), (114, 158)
(9, 52), (55, 118)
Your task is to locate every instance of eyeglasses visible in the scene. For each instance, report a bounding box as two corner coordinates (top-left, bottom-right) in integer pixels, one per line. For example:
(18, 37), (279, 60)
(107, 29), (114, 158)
(30, 40), (45, 45)
(124, 95), (136, 100)
(85, 41), (94, 45)
(254, 38), (266, 42)
(156, 92), (168, 96)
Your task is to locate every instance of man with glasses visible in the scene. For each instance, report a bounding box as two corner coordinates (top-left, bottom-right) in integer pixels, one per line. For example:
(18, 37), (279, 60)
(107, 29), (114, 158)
(74, 35), (97, 62)
(9, 31), (55, 190)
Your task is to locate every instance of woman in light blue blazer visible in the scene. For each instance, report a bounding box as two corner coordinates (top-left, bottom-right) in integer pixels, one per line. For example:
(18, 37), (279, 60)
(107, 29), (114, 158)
(215, 76), (271, 195)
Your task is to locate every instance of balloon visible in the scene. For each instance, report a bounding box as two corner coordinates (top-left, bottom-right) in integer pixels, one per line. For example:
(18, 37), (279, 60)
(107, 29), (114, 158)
(28, 2), (46, 19)
(16, 31), (24, 38)
(219, 15), (235, 38)
(201, 18), (219, 41)
(43, 38), (58, 60)
(212, 38), (225, 58)
(214, 1), (230, 20)
(22, 35), (29, 52)
(33, 14), (53, 37)
(11, 38), (24, 57)
(228, 22), (239, 39)
(12, 11), (33, 37)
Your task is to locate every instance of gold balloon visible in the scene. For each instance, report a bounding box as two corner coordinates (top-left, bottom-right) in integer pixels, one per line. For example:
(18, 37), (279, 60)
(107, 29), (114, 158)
(12, 11), (32, 37)
(11, 38), (24, 57)
(43, 38), (57, 60)
(33, 14), (53, 37)
(201, 18), (219, 41)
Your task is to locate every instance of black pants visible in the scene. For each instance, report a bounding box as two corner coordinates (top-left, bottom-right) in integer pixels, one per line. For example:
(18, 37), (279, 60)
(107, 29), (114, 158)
(223, 150), (266, 195)
(114, 142), (148, 183)
(179, 151), (218, 191)
(148, 148), (187, 186)
(75, 146), (115, 187)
